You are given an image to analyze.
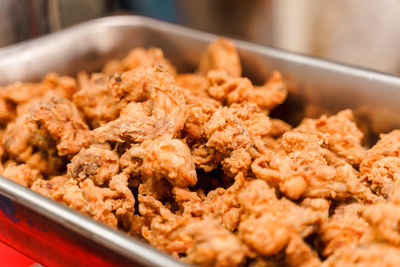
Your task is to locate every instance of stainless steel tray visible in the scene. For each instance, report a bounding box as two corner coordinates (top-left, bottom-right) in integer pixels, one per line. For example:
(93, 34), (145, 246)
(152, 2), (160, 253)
(0, 15), (399, 267)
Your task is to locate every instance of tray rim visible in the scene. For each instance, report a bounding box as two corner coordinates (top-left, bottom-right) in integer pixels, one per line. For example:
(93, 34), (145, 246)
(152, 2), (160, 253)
(1, 15), (399, 83)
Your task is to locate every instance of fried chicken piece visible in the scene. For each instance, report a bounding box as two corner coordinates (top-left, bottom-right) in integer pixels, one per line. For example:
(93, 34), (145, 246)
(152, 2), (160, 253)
(207, 69), (287, 111)
(322, 244), (400, 267)
(283, 131), (373, 200)
(319, 203), (371, 256)
(91, 101), (156, 143)
(362, 181), (400, 247)
(190, 143), (220, 172)
(138, 193), (246, 266)
(3, 73), (77, 104)
(176, 73), (209, 99)
(177, 73), (220, 107)
(174, 173), (245, 231)
(285, 234), (321, 267)
(252, 149), (305, 199)
(108, 172), (136, 229)
(2, 103), (65, 175)
(172, 186), (205, 217)
(201, 106), (253, 175)
(2, 82), (48, 104)
(120, 136), (197, 198)
(366, 156), (400, 198)
(102, 47), (176, 75)
(119, 143), (143, 180)
(229, 103), (271, 138)
(109, 66), (152, 106)
(67, 145), (119, 186)
(1, 163), (42, 187)
(3, 110), (33, 163)
(237, 179), (326, 256)
(187, 103), (270, 175)
(295, 109), (366, 166)
(360, 130), (400, 197)
(53, 174), (134, 229)
(363, 202), (400, 246)
(73, 72), (119, 128)
(181, 87), (221, 107)
(43, 72), (78, 100)
(198, 38), (242, 77)
(201, 173), (245, 231)
(138, 193), (192, 254)
(0, 91), (15, 124)
(252, 129), (374, 201)
(29, 96), (92, 156)
(140, 136), (197, 188)
(222, 148), (252, 177)
(361, 130), (400, 173)
(184, 101), (218, 141)
(204, 106), (253, 154)
(269, 118), (292, 138)
(52, 178), (87, 214)
(31, 176), (67, 198)
(92, 66), (186, 143)
(182, 220), (247, 267)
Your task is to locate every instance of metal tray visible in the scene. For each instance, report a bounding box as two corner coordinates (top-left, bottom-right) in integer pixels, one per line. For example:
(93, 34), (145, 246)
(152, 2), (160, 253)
(0, 15), (399, 267)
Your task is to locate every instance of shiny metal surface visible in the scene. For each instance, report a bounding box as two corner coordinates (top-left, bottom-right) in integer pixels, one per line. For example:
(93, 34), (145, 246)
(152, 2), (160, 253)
(0, 15), (400, 266)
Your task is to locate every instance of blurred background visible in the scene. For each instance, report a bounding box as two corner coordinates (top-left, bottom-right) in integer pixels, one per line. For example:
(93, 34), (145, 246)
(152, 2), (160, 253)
(0, 0), (399, 75)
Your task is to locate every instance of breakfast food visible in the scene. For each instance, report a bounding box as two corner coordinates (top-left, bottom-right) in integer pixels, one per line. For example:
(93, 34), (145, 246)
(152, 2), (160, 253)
(1, 38), (399, 266)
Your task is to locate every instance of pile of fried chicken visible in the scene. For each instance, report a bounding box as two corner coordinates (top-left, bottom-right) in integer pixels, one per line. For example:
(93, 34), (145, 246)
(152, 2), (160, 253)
(1, 38), (400, 267)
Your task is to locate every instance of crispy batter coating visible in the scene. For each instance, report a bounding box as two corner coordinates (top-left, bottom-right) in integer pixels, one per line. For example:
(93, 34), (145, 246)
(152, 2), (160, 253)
(237, 179), (326, 256)
(177, 173), (245, 231)
(322, 244), (400, 267)
(281, 131), (373, 201)
(29, 96), (92, 156)
(182, 220), (247, 267)
(1, 163), (42, 187)
(102, 47), (176, 75)
(31, 176), (67, 198)
(252, 126), (375, 201)
(141, 136), (197, 187)
(92, 66), (186, 143)
(295, 109), (366, 166)
(176, 73), (209, 99)
(319, 203), (371, 256)
(67, 145), (119, 186)
(269, 118), (292, 138)
(285, 235), (321, 267)
(138, 193), (192, 253)
(360, 130), (400, 197)
(1, 38), (400, 266)
(53, 174), (134, 229)
(207, 69), (287, 111)
(2, 73), (77, 104)
(73, 72), (119, 128)
(0, 91), (16, 124)
(3, 101), (65, 175)
(362, 181), (400, 247)
(198, 38), (242, 77)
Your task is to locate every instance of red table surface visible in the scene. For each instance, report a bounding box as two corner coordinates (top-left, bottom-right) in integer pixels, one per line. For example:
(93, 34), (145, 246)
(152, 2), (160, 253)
(0, 241), (36, 267)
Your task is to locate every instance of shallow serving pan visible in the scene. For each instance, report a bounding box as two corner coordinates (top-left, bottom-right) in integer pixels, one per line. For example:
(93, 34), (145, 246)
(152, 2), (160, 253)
(0, 15), (400, 267)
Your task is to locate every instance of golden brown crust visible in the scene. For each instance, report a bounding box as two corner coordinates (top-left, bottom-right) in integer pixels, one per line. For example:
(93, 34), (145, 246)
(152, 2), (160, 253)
(198, 38), (242, 77)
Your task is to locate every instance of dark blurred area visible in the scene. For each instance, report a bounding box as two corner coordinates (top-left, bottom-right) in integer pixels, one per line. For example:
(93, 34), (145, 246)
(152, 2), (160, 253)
(1, 0), (399, 75)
